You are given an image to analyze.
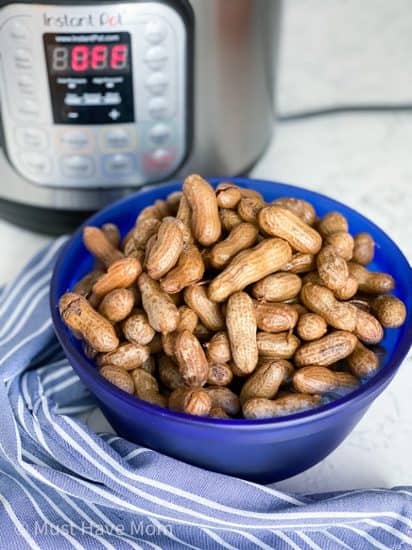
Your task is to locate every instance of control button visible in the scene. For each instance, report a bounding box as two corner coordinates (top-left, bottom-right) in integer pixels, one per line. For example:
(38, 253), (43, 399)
(144, 46), (167, 70)
(143, 148), (175, 173)
(148, 97), (168, 119)
(146, 72), (168, 95)
(103, 154), (135, 176)
(16, 127), (47, 150)
(101, 128), (134, 151)
(19, 152), (51, 176)
(60, 130), (91, 151)
(145, 20), (167, 44)
(17, 74), (35, 95)
(62, 155), (94, 178)
(14, 49), (32, 69)
(9, 21), (30, 41)
(18, 99), (38, 117)
(149, 123), (171, 145)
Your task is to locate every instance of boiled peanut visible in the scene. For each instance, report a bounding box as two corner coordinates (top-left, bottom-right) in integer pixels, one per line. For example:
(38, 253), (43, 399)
(216, 183), (242, 209)
(296, 313), (327, 341)
(166, 190), (183, 213)
(256, 332), (300, 360)
(153, 199), (170, 218)
(177, 306), (198, 333)
(318, 212), (348, 236)
(73, 269), (104, 298)
(174, 330), (209, 386)
(206, 387), (240, 416)
(136, 204), (162, 224)
(353, 233), (374, 265)
(207, 363), (233, 386)
(300, 283), (358, 331)
(101, 223), (121, 248)
(348, 263), (395, 294)
(293, 366), (359, 395)
(273, 197), (316, 226)
(209, 238), (292, 303)
(146, 217), (184, 280)
(281, 253), (315, 274)
(183, 174), (221, 246)
(141, 356), (156, 376)
(59, 293), (119, 352)
(93, 258), (141, 297)
(132, 217), (161, 250)
(243, 393), (322, 419)
(219, 208), (243, 231)
(334, 275), (359, 300)
(100, 342), (150, 370)
(237, 196), (265, 223)
(209, 407), (230, 419)
(184, 284), (225, 331)
(325, 231), (354, 261)
(98, 288), (135, 323)
(123, 310), (155, 345)
(161, 244), (204, 293)
(347, 341), (380, 378)
(158, 355), (184, 390)
(252, 272), (302, 302)
(131, 369), (166, 407)
(253, 302), (298, 333)
(210, 223), (258, 269)
(240, 360), (293, 404)
(226, 292), (258, 375)
(370, 295), (407, 328)
(317, 245), (349, 291)
(294, 331), (357, 367)
(205, 332), (232, 364)
(354, 309), (384, 344)
(169, 387), (212, 416)
(100, 365), (134, 394)
(138, 273), (179, 334)
(258, 205), (322, 254)
(83, 226), (124, 268)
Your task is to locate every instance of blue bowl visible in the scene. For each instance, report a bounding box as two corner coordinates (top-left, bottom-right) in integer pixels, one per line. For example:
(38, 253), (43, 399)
(50, 178), (412, 483)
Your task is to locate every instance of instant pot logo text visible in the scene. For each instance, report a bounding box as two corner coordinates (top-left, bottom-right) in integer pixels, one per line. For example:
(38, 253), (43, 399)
(43, 12), (123, 28)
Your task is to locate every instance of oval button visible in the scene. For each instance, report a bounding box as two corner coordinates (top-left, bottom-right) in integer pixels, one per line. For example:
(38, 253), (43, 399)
(14, 48), (32, 69)
(144, 46), (167, 70)
(146, 72), (168, 95)
(149, 123), (171, 145)
(19, 152), (51, 176)
(103, 154), (135, 176)
(16, 127), (48, 150)
(102, 128), (132, 150)
(148, 97), (168, 119)
(9, 21), (30, 41)
(62, 155), (94, 178)
(145, 20), (167, 44)
(60, 130), (91, 151)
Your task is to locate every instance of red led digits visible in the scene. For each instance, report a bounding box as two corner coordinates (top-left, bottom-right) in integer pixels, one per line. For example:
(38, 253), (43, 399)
(71, 45), (89, 71)
(91, 45), (108, 69)
(110, 44), (128, 70)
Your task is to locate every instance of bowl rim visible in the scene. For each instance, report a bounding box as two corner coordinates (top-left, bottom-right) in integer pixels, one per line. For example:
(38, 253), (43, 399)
(50, 177), (412, 429)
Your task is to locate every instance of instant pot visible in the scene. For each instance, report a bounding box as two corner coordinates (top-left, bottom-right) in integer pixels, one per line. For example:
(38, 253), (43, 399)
(0, 0), (281, 233)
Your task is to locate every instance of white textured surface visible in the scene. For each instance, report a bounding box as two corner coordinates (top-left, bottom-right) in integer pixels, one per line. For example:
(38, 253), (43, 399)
(0, 0), (411, 492)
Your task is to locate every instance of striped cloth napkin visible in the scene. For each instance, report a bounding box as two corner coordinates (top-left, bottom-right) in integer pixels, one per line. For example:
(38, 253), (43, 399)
(0, 239), (411, 550)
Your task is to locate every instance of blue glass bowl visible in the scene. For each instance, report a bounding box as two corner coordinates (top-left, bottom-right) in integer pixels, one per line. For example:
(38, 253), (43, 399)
(50, 178), (412, 483)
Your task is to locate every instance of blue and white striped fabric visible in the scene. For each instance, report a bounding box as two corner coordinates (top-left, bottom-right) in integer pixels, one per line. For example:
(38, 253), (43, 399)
(0, 240), (411, 550)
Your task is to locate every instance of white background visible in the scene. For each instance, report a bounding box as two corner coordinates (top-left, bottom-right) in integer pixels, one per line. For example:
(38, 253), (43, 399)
(0, 0), (411, 493)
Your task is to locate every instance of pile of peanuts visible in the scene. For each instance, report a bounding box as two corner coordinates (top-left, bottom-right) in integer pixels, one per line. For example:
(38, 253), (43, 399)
(59, 174), (407, 420)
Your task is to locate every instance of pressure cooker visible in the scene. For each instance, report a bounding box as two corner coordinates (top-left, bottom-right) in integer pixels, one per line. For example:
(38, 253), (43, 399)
(0, 0), (281, 233)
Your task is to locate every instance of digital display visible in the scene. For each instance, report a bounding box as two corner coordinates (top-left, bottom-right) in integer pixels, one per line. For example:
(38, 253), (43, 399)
(43, 33), (134, 124)
(47, 43), (130, 74)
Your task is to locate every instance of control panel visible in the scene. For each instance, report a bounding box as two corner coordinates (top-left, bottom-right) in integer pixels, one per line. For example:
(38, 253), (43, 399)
(0, 3), (188, 187)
